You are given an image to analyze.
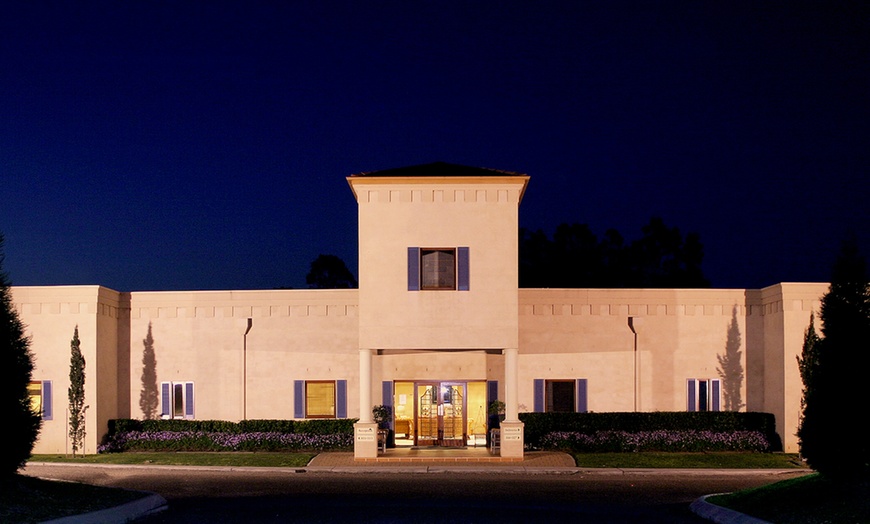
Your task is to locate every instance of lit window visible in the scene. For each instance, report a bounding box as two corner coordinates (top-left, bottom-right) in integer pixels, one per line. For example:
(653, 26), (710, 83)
(28, 381), (53, 420)
(306, 381), (336, 418)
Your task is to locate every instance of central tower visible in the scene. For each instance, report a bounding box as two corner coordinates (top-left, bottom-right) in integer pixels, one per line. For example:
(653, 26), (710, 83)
(347, 162), (529, 458)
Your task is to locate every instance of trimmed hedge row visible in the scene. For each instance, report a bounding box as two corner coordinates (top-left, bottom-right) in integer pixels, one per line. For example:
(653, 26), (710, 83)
(101, 419), (358, 453)
(518, 412), (782, 452)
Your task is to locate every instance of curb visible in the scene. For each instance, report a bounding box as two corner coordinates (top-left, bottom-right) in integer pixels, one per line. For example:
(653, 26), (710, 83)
(690, 494), (774, 524)
(40, 491), (167, 524)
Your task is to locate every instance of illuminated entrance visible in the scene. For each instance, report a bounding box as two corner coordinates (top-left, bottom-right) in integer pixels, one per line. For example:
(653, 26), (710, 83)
(393, 381), (488, 447)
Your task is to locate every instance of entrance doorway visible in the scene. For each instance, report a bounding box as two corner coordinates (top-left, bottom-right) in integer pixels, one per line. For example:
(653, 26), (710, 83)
(393, 381), (487, 447)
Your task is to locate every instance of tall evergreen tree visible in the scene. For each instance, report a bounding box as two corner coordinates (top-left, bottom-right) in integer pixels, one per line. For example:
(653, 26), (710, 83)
(796, 312), (821, 416)
(68, 326), (87, 457)
(0, 233), (41, 475)
(797, 239), (870, 480)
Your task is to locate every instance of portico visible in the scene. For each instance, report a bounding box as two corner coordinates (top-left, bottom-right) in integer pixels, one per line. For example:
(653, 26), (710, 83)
(347, 162), (530, 459)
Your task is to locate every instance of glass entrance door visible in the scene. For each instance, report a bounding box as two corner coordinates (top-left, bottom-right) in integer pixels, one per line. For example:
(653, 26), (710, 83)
(414, 382), (466, 447)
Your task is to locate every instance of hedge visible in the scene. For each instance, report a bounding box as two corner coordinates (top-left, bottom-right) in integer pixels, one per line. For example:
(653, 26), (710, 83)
(519, 411), (782, 451)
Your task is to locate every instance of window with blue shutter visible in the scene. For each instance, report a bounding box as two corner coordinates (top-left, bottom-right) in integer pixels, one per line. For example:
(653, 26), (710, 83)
(184, 382), (195, 419)
(407, 247), (420, 290)
(382, 381), (394, 429)
(294, 380), (305, 418)
(576, 379), (588, 413)
(408, 246), (470, 291)
(687, 379), (721, 412)
(161, 382), (171, 418)
(533, 379), (545, 412)
(457, 247), (470, 290)
(336, 380), (348, 419)
(161, 382), (195, 419)
(42, 380), (53, 420)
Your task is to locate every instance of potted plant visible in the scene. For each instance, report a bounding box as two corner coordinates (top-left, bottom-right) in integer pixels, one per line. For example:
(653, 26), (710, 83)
(487, 400), (506, 447)
(372, 404), (394, 448)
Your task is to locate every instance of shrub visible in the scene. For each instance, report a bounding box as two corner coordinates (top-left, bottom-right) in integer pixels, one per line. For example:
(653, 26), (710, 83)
(100, 418), (357, 453)
(520, 412), (781, 451)
(540, 430), (773, 453)
(98, 430), (353, 453)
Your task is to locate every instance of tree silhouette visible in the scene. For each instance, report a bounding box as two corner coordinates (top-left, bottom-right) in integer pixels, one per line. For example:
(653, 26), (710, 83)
(519, 217), (710, 288)
(797, 238), (870, 480)
(139, 323), (159, 420)
(306, 254), (358, 289)
(0, 233), (41, 475)
(716, 306), (745, 411)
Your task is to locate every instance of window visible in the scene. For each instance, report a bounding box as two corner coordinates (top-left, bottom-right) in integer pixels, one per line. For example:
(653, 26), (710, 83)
(687, 379), (721, 412)
(422, 249), (455, 289)
(294, 380), (347, 419)
(28, 381), (53, 420)
(161, 382), (194, 419)
(534, 379), (588, 413)
(408, 247), (469, 291)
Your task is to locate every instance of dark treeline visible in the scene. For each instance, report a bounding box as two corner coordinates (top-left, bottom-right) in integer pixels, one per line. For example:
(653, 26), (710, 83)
(519, 217), (710, 288)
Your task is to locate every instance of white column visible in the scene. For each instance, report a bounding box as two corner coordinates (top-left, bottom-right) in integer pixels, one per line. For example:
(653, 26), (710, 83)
(354, 348), (378, 458)
(359, 348), (373, 423)
(500, 347), (524, 458)
(504, 347), (519, 422)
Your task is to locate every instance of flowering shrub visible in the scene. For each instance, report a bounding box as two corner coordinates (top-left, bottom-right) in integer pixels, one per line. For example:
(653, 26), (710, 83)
(98, 431), (354, 453)
(540, 430), (772, 453)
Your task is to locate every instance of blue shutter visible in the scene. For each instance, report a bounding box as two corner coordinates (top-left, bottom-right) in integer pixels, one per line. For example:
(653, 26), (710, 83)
(294, 380), (305, 418)
(576, 379), (588, 413)
(486, 380), (498, 408)
(336, 380), (347, 418)
(687, 379), (697, 412)
(711, 379), (721, 412)
(533, 379), (545, 412)
(382, 381), (393, 430)
(184, 383), (195, 419)
(161, 382), (171, 417)
(42, 381), (53, 421)
(407, 247), (420, 290)
(457, 247), (470, 291)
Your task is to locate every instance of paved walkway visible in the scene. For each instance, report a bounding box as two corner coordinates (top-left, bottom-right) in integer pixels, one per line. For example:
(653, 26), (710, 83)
(308, 448), (577, 468)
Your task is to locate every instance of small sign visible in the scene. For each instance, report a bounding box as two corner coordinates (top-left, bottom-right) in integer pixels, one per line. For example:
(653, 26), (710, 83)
(503, 427), (522, 434)
(505, 435), (521, 441)
(356, 435), (374, 442)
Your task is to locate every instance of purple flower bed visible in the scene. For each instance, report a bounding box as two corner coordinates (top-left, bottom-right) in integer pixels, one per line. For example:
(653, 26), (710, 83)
(540, 430), (772, 452)
(98, 431), (354, 453)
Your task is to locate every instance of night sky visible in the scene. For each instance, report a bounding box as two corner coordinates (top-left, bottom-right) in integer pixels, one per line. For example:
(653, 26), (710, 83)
(2, 1), (867, 291)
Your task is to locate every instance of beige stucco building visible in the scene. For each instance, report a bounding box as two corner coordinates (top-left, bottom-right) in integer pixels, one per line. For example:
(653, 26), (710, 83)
(14, 163), (825, 457)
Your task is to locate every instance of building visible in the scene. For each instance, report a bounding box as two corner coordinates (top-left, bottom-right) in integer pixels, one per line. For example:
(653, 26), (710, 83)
(14, 162), (825, 457)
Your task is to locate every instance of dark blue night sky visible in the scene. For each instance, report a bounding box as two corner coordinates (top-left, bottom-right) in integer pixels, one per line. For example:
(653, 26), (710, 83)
(2, 1), (867, 291)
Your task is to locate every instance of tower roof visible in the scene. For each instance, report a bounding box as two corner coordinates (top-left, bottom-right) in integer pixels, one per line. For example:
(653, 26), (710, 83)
(350, 161), (527, 178)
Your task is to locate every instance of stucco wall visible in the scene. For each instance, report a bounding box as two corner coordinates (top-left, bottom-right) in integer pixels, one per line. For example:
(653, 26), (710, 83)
(14, 282), (827, 455)
(351, 176), (527, 350)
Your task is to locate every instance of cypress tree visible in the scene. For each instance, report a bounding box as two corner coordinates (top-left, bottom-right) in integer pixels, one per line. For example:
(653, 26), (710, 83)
(0, 233), (41, 475)
(798, 239), (870, 480)
(68, 326), (87, 456)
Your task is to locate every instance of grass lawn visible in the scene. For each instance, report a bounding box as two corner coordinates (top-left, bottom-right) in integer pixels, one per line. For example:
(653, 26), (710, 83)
(571, 451), (808, 469)
(31, 451), (316, 468)
(708, 473), (870, 524)
(1, 474), (147, 524)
